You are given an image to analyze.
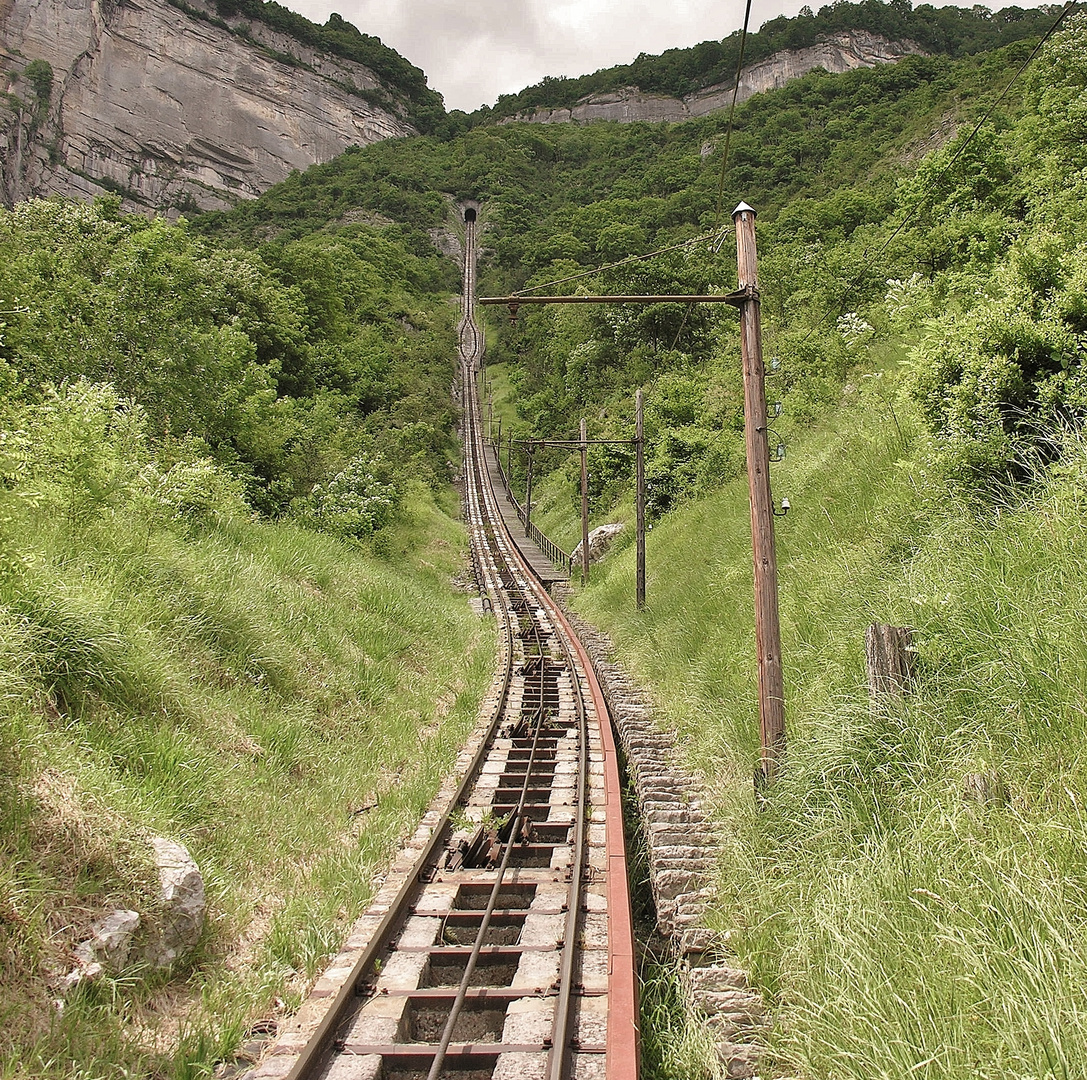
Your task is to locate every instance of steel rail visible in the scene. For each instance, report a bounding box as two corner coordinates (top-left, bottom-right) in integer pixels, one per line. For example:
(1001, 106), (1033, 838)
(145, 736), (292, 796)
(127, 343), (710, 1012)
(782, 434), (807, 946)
(466, 394), (586, 1080)
(458, 231), (595, 1080)
(471, 364), (637, 1075)
(283, 209), (636, 1080)
(545, 607), (590, 1080)
(465, 218), (639, 1077)
(280, 341), (516, 1079)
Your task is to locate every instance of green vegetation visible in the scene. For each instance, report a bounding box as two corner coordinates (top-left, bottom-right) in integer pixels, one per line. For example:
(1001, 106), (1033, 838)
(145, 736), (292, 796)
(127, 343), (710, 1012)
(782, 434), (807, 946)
(0, 378), (492, 1076)
(578, 354), (1087, 1078)
(1, 196), (459, 517)
(7, 0), (1087, 1075)
(0, 183), (481, 1076)
(558, 12), (1087, 1080)
(22, 60), (53, 106)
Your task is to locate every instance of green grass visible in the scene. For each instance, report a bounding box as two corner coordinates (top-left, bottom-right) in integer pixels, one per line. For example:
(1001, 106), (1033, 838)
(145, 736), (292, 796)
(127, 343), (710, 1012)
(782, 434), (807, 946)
(0, 480), (493, 1077)
(577, 353), (1087, 1079)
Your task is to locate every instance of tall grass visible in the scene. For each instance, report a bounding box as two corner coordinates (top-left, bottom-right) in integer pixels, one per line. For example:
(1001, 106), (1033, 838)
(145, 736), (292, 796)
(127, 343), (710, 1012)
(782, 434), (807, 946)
(0, 480), (493, 1076)
(578, 362), (1087, 1079)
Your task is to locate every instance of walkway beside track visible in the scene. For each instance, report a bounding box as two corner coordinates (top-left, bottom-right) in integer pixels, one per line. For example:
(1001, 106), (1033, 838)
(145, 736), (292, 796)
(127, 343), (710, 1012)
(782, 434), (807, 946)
(481, 443), (569, 586)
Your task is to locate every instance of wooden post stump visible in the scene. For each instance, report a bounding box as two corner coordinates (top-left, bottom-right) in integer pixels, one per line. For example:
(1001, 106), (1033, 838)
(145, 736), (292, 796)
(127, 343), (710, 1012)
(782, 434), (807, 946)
(865, 623), (914, 700)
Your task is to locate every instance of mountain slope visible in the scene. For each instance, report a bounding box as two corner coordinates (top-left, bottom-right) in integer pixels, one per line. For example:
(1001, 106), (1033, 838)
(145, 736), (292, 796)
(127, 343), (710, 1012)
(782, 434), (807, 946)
(470, 1), (1055, 124)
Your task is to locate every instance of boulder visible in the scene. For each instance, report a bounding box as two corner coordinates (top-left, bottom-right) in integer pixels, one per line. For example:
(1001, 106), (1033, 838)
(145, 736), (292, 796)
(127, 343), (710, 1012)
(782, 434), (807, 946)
(571, 523), (625, 566)
(80, 908), (141, 970)
(64, 908), (141, 991)
(144, 837), (206, 969)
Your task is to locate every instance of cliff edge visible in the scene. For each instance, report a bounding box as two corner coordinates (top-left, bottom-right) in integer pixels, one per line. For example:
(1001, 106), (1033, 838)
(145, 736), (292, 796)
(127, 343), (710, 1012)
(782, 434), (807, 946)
(0, 0), (418, 213)
(505, 31), (925, 126)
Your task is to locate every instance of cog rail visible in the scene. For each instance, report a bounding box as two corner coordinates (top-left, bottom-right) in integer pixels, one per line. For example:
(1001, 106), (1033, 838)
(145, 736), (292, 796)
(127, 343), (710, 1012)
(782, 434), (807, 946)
(253, 213), (637, 1080)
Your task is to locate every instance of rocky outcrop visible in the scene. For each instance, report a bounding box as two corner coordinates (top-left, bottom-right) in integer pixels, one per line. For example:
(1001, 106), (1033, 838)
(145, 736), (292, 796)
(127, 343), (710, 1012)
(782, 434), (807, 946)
(0, 0), (416, 213)
(62, 836), (205, 992)
(507, 31), (925, 126)
(571, 522), (625, 566)
(145, 836), (206, 968)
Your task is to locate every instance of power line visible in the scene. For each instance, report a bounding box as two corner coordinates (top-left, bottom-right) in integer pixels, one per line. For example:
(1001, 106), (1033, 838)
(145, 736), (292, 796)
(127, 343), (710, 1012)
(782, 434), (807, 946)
(713, 0), (755, 232)
(800, 0), (1079, 343)
(514, 3), (756, 299)
(512, 229), (726, 297)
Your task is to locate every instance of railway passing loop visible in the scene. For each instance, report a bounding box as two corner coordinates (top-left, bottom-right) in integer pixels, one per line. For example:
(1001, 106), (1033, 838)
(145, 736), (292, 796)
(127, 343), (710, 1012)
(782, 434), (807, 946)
(254, 210), (637, 1080)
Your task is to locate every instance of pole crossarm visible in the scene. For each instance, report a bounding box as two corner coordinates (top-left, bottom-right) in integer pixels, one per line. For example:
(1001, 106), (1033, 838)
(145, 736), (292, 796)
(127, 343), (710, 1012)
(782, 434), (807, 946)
(502, 438), (636, 449)
(480, 290), (753, 308)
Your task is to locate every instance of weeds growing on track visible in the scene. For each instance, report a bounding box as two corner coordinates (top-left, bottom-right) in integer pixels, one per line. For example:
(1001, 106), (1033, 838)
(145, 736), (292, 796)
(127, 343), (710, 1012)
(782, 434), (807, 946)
(577, 358), (1087, 1079)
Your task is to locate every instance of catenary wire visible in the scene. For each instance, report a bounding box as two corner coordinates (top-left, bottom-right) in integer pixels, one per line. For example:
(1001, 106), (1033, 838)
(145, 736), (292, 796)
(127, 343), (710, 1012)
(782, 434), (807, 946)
(799, 0), (1079, 344)
(713, 0), (755, 232)
(515, 4), (756, 299)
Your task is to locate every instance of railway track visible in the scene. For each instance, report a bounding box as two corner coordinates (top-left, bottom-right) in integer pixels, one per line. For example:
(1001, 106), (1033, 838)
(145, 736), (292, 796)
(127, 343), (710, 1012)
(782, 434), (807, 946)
(251, 212), (638, 1080)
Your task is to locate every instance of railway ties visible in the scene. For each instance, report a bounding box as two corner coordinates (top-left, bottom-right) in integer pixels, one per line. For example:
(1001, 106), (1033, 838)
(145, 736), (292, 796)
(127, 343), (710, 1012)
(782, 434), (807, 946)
(323, 686), (607, 1080)
(287, 584), (612, 1080)
(249, 209), (636, 1080)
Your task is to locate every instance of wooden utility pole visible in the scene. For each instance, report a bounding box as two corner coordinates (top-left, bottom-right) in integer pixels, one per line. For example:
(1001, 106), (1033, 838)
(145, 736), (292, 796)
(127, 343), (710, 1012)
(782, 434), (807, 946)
(580, 418), (590, 586)
(479, 222), (786, 628)
(494, 418), (502, 461)
(635, 390), (646, 610)
(734, 202), (786, 784)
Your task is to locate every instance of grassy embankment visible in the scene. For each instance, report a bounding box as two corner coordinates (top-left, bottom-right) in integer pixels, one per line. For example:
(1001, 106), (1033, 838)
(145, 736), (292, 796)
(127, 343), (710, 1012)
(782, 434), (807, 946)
(572, 339), (1087, 1079)
(0, 469), (493, 1078)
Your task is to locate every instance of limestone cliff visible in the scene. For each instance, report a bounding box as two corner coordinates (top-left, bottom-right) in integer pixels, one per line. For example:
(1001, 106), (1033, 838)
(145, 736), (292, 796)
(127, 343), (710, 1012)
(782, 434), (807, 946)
(0, 0), (417, 212)
(506, 31), (925, 126)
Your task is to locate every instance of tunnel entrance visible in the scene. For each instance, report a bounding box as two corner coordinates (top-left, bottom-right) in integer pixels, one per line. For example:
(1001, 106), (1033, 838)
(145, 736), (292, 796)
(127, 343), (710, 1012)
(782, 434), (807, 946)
(464, 207), (477, 222)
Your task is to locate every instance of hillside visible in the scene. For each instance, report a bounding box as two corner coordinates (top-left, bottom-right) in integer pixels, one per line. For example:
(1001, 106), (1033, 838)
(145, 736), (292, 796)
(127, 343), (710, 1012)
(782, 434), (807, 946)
(468, 0), (1057, 124)
(3, 1), (1087, 1077)
(0, 0), (1032, 214)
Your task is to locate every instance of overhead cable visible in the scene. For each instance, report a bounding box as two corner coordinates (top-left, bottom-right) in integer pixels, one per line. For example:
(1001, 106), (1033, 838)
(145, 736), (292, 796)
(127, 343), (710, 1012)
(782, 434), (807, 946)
(802, 0), (1079, 342)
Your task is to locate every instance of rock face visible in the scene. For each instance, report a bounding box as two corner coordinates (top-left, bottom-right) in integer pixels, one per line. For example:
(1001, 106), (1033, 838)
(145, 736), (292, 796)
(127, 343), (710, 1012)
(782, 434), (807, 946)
(507, 31), (925, 126)
(0, 0), (416, 212)
(571, 522), (625, 566)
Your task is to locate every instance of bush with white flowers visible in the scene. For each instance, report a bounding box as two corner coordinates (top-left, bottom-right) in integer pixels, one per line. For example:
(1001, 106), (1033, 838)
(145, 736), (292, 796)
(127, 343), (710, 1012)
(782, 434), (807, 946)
(311, 454), (401, 538)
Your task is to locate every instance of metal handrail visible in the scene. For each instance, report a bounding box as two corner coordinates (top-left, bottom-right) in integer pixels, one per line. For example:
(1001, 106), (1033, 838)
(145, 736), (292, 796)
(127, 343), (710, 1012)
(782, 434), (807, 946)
(488, 438), (573, 575)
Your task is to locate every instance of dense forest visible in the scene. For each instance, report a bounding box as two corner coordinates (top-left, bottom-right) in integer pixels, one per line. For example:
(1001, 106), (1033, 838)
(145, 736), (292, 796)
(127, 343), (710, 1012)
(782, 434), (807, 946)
(201, 8), (1083, 515)
(3, 1), (1087, 1077)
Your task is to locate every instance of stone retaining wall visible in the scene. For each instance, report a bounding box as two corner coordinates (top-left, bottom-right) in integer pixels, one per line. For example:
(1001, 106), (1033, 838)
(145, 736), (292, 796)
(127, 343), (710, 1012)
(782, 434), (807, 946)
(557, 595), (767, 1079)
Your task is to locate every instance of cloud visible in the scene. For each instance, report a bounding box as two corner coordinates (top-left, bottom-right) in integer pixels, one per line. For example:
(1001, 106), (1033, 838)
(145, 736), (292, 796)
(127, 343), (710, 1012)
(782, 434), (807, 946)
(287, 0), (1055, 111)
(285, 0), (805, 111)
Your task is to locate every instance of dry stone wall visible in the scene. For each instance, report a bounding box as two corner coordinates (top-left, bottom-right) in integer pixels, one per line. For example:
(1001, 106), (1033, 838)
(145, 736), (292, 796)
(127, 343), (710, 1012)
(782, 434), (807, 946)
(557, 596), (767, 1078)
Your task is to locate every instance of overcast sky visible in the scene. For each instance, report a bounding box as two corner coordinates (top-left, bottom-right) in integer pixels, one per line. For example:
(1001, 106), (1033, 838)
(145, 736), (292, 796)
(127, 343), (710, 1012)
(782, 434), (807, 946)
(282, 0), (815, 112)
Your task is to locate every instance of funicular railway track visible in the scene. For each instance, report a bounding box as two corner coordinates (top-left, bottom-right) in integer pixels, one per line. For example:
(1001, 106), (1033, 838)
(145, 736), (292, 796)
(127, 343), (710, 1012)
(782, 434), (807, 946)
(256, 214), (637, 1080)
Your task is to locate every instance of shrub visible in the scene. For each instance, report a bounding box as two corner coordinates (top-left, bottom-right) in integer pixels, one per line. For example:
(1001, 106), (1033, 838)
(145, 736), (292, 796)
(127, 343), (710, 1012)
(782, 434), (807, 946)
(905, 232), (1087, 493)
(306, 453), (401, 538)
